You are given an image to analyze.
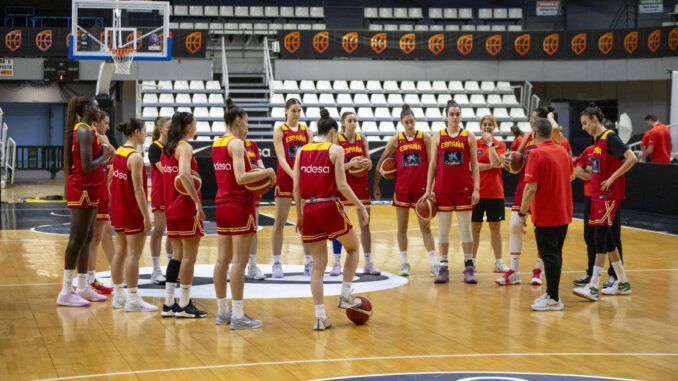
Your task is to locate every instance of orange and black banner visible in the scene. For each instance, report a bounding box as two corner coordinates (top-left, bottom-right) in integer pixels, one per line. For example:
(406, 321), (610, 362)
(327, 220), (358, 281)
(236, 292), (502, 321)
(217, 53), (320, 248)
(0, 27), (207, 58)
(279, 27), (678, 60)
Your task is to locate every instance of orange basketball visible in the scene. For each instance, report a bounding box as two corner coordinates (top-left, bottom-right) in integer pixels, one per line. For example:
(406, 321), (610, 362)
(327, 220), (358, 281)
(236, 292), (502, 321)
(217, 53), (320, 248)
(348, 156), (370, 178)
(174, 170), (202, 195)
(415, 198), (438, 221)
(245, 167), (273, 195)
(380, 158), (397, 179)
(508, 151), (525, 174)
(346, 296), (372, 324)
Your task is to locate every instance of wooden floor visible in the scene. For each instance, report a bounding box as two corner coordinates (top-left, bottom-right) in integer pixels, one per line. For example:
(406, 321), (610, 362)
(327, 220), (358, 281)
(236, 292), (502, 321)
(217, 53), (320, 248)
(1, 202), (677, 380)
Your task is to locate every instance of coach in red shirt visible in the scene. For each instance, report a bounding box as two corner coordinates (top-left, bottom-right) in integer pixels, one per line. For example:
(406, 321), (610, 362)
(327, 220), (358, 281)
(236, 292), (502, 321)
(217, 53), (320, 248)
(519, 117), (574, 311)
(639, 115), (672, 163)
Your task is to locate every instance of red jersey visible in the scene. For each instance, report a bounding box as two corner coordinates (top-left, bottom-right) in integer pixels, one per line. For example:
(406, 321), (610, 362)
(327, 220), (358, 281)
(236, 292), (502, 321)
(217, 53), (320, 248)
(70, 122), (103, 188)
(110, 146), (147, 228)
(299, 142), (338, 199)
(641, 123), (672, 163)
(338, 133), (369, 195)
(561, 137), (572, 154)
(590, 130), (627, 201)
(161, 141), (201, 219)
(510, 135), (523, 152)
(213, 136), (253, 205)
(245, 139), (261, 167)
(518, 135), (537, 182)
(150, 141), (164, 209)
(434, 128), (472, 194)
(578, 145), (594, 197)
(395, 131), (427, 193)
(97, 163), (110, 201)
(477, 137), (506, 199)
(277, 123), (308, 176)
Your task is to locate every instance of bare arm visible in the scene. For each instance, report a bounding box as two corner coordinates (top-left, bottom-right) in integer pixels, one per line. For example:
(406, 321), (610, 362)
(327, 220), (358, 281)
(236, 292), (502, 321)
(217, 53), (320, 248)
(516, 131), (532, 154)
(362, 138), (373, 170)
(273, 126), (294, 177)
(518, 182), (538, 233)
(424, 132), (440, 196)
(638, 145), (654, 160)
(229, 139), (275, 185)
(176, 143), (202, 206)
(256, 159), (265, 169)
(77, 127), (110, 173)
(128, 153), (151, 232)
(468, 131), (480, 205)
(601, 149), (637, 191)
(332, 145), (368, 226)
(574, 166), (591, 181)
(293, 152), (303, 232)
(372, 134), (398, 200)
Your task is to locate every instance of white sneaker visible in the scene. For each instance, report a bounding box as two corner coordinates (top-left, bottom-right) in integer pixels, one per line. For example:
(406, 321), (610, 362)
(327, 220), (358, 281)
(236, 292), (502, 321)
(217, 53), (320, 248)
(398, 262), (410, 277)
(494, 259), (509, 273)
(572, 283), (599, 301)
(112, 294), (126, 309)
(337, 292), (362, 309)
(246, 264), (266, 280)
(495, 269), (521, 285)
(125, 297), (158, 312)
(150, 269), (166, 284)
(531, 295), (564, 311)
(314, 315), (332, 331)
(533, 292), (548, 305)
(430, 263), (440, 277)
(601, 280), (632, 296)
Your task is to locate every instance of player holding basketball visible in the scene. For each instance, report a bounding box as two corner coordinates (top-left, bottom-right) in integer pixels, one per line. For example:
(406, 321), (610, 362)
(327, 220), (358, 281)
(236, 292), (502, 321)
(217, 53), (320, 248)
(241, 130), (267, 281)
(271, 98), (314, 278)
(293, 109), (368, 331)
(422, 100), (480, 284)
(160, 112), (207, 318)
(58, 96), (113, 307)
(148, 116), (172, 284)
(374, 104), (437, 277)
(330, 111), (380, 277)
(110, 118), (156, 312)
(212, 99), (276, 329)
(573, 103), (637, 301)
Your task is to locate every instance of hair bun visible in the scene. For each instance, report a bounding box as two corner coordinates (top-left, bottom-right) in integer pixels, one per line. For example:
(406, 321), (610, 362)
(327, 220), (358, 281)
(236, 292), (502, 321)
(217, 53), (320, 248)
(402, 104), (411, 111)
(116, 121), (127, 133)
(446, 99), (455, 104)
(546, 105), (555, 113)
(319, 108), (330, 119)
(587, 102), (598, 108)
(225, 97), (236, 110)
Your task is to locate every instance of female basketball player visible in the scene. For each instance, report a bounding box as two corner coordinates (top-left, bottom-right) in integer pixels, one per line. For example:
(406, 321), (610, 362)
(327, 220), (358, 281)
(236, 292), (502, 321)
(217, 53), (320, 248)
(241, 129), (266, 280)
(573, 103), (636, 301)
(422, 100), (480, 284)
(271, 98), (313, 278)
(212, 98), (275, 329)
(57, 96), (112, 307)
(109, 118), (156, 312)
(293, 109), (367, 331)
(374, 104), (437, 277)
(148, 116), (171, 284)
(160, 112), (207, 318)
(86, 110), (114, 294)
(330, 111), (380, 277)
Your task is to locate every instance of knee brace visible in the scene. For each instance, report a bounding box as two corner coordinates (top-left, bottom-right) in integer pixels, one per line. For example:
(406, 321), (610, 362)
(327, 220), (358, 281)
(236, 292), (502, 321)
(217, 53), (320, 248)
(456, 211), (473, 243)
(509, 211), (523, 253)
(437, 211), (452, 243)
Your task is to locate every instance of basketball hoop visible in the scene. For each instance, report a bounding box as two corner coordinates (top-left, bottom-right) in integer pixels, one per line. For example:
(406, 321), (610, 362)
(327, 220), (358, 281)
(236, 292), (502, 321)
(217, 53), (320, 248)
(110, 47), (136, 75)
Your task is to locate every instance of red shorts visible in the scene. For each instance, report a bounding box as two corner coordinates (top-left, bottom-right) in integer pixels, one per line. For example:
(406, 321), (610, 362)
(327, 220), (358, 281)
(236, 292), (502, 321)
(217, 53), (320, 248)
(96, 199), (110, 220)
(216, 202), (256, 236)
(167, 216), (204, 238)
(66, 180), (98, 209)
(588, 198), (620, 228)
(152, 204), (165, 213)
(275, 171), (293, 198)
(436, 192), (473, 212)
(512, 179), (526, 211)
(114, 223), (145, 235)
(393, 191), (425, 208)
(302, 200), (352, 243)
(340, 189), (371, 207)
(254, 194), (262, 208)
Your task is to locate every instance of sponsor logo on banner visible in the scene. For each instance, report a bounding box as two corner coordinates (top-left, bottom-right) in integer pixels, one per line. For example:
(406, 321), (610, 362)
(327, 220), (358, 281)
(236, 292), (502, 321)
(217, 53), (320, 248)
(599, 32), (613, 54)
(400, 33), (415, 54)
(428, 33), (444, 55)
(571, 33), (586, 55)
(457, 34), (473, 55)
(515, 34), (530, 56)
(342, 32), (358, 53)
(35, 30), (53, 52)
(543, 33), (559, 55)
(371, 33), (387, 54)
(284, 31), (300, 53)
(669, 28), (678, 51)
(0, 58), (13, 76)
(186, 31), (202, 54)
(5, 29), (21, 52)
(624, 31), (638, 53)
(486, 34), (502, 56)
(648, 29), (661, 52)
(312, 31), (329, 53)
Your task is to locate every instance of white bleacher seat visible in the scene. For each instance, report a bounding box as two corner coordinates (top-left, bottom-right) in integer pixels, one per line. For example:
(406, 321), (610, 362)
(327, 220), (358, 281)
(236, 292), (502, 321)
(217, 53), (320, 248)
(175, 94), (191, 104)
(487, 94), (503, 106)
(510, 108), (527, 119)
(461, 24), (476, 31)
(437, 94), (452, 104)
(179, 22), (194, 30)
(336, 93), (353, 105)
(399, 24), (414, 31)
(142, 107), (158, 118)
(189, 5), (203, 16)
(220, 6), (233, 17)
(350, 80), (366, 91)
(271, 107), (285, 118)
(174, 5), (188, 16)
(193, 107), (209, 118)
(369, 24), (384, 31)
(461, 108), (475, 120)
(196, 121), (211, 133)
(357, 108), (374, 119)
(430, 25), (444, 31)
(302, 93), (319, 105)
(208, 93), (224, 105)
(466, 122), (480, 133)
(364, 7), (378, 18)
(384, 24), (398, 31)
(432, 81), (447, 92)
(270, 23), (283, 32)
(416, 121), (431, 133)
(194, 22), (209, 30)
(310, 7), (324, 18)
(390, 108), (401, 118)
(141, 80), (155, 88)
(283, 80), (299, 91)
(285, 93), (301, 101)
(508, 24), (523, 32)
(280, 7), (294, 17)
(318, 93), (335, 105)
(465, 81), (480, 92)
(499, 122), (514, 131)
(478, 8), (492, 19)
(270, 94), (285, 106)
(143, 93), (158, 105)
(445, 24), (460, 31)
(401, 81), (416, 91)
(493, 108), (510, 119)
(224, 23), (238, 32)
(206, 80), (220, 90)
(282, 23), (297, 30)
(404, 94), (421, 106)
(234, 6), (248, 17)
(169, 22), (179, 29)
(502, 94), (518, 105)
(491, 25), (506, 31)
(518, 122), (531, 133)
(431, 122), (446, 132)
(174, 81), (188, 90)
(494, 8), (508, 19)
(192, 94), (208, 105)
(195, 136), (211, 142)
(312, 24), (326, 30)
(333, 80), (349, 91)
(449, 81), (464, 92)
(305, 107), (320, 119)
(508, 8), (523, 19)
(307, 121), (318, 133)
(421, 94), (437, 106)
(209, 22), (224, 31)
(326, 107), (340, 118)
(176, 107), (191, 113)
(454, 94), (470, 105)
(497, 81), (512, 91)
(254, 23), (269, 33)
(159, 107), (174, 117)
(443, 8), (458, 18)
(414, 25), (429, 31)
(316, 80), (332, 91)
(458, 8), (473, 19)
(340, 107), (356, 116)
(366, 80), (382, 91)
(237, 23), (253, 32)
(481, 81), (496, 92)
(265, 6), (278, 17)
(470, 94), (486, 106)
(379, 121), (397, 134)
(379, 8), (393, 18)
(144, 122), (154, 133)
(387, 93), (404, 106)
(354, 94), (370, 106)
(374, 108), (391, 118)
(300, 80), (315, 91)
(416, 81), (432, 91)
(396, 123), (405, 132)
(384, 81), (399, 91)
(425, 108), (442, 119)
(409, 8), (423, 18)
(250, 6), (264, 17)
(295, 6), (310, 18)
(362, 122), (379, 135)
(476, 25), (490, 31)
(476, 107), (492, 118)
(212, 121), (226, 134)
(429, 8), (443, 19)
(412, 107), (425, 118)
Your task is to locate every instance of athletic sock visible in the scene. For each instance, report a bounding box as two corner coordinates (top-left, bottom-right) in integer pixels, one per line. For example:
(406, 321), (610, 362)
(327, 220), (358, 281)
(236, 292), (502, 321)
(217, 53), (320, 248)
(590, 266), (604, 289)
(341, 281), (352, 298)
(165, 259), (181, 283)
(232, 300), (244, 319)
(333, 253), (341, 265)
(428, 251), (437, 266)
(535, 258), (544, 270)
(166, 253), (172, 262)
(61, 269), (75, 294)
(440, 255), (448, 266)
(217, 297), (230, 315)
(314, 304), (327, 319)
(179, 284), (191, 308)
(164, 282), (176, 306)
(510, 255), (520, 272)
(305, 255), (312, 264)
(273, 255), (282, 264)
(364, 252), (371, 264)
(127, 287), (138, 301)
(114, 283), (125, 298)
(248, 254), (257, 266)
(611, 261), (628, 283)
(86, 270), (96, 283)
(399, 251), (408, 264)
(76, 273), (88, 290)
(152, 256), (160, 272)
(464, 254), (474, 268)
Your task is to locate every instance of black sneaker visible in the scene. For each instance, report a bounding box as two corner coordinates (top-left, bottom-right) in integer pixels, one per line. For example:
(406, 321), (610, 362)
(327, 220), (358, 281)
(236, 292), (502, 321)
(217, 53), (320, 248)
(573, 274), (591, 286)
(161, 301), (181, 317)
(603, 276), (616, 288)
(175, 300), (207, 318)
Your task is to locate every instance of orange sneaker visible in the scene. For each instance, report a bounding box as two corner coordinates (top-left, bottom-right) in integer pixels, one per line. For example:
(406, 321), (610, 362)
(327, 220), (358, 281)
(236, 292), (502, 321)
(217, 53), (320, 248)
(90, 279), (113, 295)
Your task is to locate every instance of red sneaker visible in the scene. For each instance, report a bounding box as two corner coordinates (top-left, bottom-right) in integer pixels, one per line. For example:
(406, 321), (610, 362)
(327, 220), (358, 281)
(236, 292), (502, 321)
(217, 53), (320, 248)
(90, 279), (113, 294)
(531, 268), (543, 286)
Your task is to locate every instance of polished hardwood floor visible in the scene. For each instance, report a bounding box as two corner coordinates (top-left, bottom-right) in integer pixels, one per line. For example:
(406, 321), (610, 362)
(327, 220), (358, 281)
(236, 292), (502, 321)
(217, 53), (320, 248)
(1, 201), (677, 380)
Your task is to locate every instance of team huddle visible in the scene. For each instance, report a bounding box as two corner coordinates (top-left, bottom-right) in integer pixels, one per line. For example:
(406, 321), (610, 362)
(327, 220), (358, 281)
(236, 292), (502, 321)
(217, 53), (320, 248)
(56, 93), (636, 329)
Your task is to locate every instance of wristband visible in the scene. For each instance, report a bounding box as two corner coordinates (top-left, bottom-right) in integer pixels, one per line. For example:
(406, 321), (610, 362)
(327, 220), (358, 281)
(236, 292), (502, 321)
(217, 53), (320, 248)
(518, 212), (527, 217)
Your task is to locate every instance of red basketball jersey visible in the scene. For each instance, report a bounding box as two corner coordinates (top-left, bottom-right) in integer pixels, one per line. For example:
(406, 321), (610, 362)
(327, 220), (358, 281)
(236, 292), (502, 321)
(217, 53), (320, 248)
(161, 141), (201, 219)
(299, 142), (338, 199)
(337, 133), (369, 195)
(395, 131), (427, 193)
(518, 134), (537, 182)
(97, 162), (110, 201)
(245, 139), (261, 167)
(590, 130), (625, 200)
(110, 146), (147, 228)
(70, 122), (103, 188)
(213, 136), (253, 205)
(277, 123), (308, 176)
(150, 141), (164, 208)
(434, 128), (473, 194)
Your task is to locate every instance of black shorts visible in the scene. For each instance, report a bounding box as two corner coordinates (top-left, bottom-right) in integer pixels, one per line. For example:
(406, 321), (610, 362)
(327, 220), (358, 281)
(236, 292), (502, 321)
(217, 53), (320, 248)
(471, 198), (505, 223)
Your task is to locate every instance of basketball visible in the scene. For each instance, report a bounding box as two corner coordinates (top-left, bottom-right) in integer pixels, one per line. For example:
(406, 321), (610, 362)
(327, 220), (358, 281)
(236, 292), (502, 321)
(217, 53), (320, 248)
(348, 156), (370, 178)
(346, 296), (373, 324)
(245, 167), (273, 195)
(508, 151), (525, 174)
(414, 198), (438, 221)
(173, 170), (202, 195)
(380, 157), (397, 179)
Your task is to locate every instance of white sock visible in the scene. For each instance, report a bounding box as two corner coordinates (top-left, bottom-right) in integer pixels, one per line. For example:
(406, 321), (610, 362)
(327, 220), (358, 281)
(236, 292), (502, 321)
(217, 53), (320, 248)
(86, 270), (95, 283)
(510, 255), (520, 272)
(166, 253), (172, 262)
(611, 261), (628, 283)
(428, 251), (437, 266)
(76, 273), (88, 290)
(440, 255), (448, 266)
(305, 255), (312, 264)
(128, 287), (138, 301)
(114, 283), (125, 298)
(179, 284), (191, 307)
(399, 251), (408, 264)
(248, 254), (257, 265)
(314, 304), (327, 318)
(334, 253), (341, 265)
(164, 282), (176, 306)
(364, 252), (371, 264)
(152, 256), (160, 271)
(61, 269), (75, 294)
(535, 258), (544, 270)
(217, 297), (230, 314)
(590, 266), (604, 288)
(232, 300), (244, 319)
(341, 281), (352, 298)
(273, 255), (281, 264)
(464, 253), (473, 262)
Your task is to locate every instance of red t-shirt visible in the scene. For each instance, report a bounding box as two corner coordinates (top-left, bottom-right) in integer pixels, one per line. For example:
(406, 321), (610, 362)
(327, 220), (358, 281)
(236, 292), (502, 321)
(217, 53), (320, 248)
(561, 137), (572, 154)
(524, 140), (573, 227)
(476, 137), (506, 199)
(510, 135), (523, 152)
(578, 145), (594, 197)
(641, 123), (672, 163)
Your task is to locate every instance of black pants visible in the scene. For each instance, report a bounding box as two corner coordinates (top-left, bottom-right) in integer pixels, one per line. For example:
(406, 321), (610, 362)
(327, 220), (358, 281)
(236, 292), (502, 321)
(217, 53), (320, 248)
(584, 197), (624, 278)
(534, 225), (569, 301)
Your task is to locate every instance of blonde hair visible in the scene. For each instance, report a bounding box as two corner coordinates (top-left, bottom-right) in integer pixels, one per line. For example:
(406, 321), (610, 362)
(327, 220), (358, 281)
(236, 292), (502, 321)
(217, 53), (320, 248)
(479, 115), (497, 130)
(152, 116), (170, 141)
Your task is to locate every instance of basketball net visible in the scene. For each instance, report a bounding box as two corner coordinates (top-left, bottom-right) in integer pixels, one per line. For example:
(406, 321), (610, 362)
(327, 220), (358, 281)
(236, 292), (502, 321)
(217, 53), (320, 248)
(110, 47), (135, 75)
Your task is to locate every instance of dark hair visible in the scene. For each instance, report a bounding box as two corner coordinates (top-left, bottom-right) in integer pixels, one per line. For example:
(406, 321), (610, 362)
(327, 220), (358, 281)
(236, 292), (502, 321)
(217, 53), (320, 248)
(445, 99), (461, 115)
(644, 114), (658, 122)
(99, 110), (108, 120)
(224, 97), (247, 126)
(116, 118), (145, 137)
(284, 98), (302, 122)
(64, 96), (97, 180)
(152, 116), (170, 141)
(534, 118), (552, 139)
(510, 124), (523, 137)
(340, 111), (356, 132)
(580, 102), (605, 124)
(400, 104), (415, 120)
(317, 108), (338, 136)
(164, 111), (194, 156)
(533, 105), (555, 119)
(603, 119), (618, 133)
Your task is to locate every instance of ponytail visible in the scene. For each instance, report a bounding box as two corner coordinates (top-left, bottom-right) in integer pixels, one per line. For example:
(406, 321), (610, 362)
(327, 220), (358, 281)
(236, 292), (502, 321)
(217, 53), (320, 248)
(164, 111), (194, 156)
(580, 102), (606, 125)
(116, 118), (144, 137)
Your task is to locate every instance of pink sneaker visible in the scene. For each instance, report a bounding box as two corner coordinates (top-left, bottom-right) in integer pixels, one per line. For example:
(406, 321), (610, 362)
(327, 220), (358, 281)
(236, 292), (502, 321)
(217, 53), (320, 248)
(57, 291), (91, 307)
(76, 288), (107, 302)
(329, 262), (342, 276)
(531, 268), (543, 285)
(363, 262), (381, 276)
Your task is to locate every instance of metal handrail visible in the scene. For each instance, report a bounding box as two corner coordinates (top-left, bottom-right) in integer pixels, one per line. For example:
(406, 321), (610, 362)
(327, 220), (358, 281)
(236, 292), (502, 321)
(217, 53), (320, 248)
(263, 36), (274, 98)
(221, 36), (229, 99)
